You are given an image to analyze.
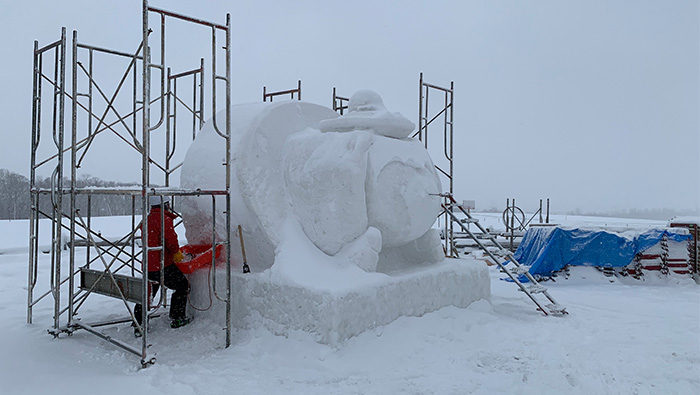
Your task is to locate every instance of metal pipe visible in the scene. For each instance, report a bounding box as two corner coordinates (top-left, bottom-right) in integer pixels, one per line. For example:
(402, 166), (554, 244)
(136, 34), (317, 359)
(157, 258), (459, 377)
(88, 49), (94, 152)
(424, 85), (429, 149)
(133, 50), (138, 151)
(141, 0), (151, 362)
(169, 75), (177, 166)
(36, 52), (43, 150)
(211, 26), (222, 136)
(199, 57), (204, 132)
(169, 67), (201, 80)
(52, 27), (67, 333)
(73, 321), (142, 358)
(27, 39), (40, 325)
(69, 29), (78, 327)
(211, 195), (218, 298)
(131, 196), (136, 276)
(159, 195), (166, 308)
(225, 12), (232, 348)
(146, 13), (166, 132)
(76, 43), (144, 60)
(148, 5), (228, 30)
(449, 81), (454, 197)
(418, 72), (423, 142)
(192, 65), (198, 139)
(421, 81), (452, 92)
(35, 39), (63, 54)
(87, 195), (92, 268)
(165, 67), (173, 187)
(510, 199), (516, 251)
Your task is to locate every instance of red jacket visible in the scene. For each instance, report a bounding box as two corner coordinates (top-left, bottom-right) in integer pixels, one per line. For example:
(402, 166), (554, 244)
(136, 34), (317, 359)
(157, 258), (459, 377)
(146, 207), (180, 272)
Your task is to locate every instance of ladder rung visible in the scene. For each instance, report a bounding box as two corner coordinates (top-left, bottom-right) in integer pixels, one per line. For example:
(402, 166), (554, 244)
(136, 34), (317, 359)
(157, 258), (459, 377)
(460, 217), (479, 224)
(510, 266), (530, 275)
(519, 284), (547, 294)
(545, 303), (567, 315)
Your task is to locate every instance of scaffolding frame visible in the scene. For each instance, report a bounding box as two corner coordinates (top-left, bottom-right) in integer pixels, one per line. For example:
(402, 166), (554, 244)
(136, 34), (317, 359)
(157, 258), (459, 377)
(27, 1), (232, 368)
(414, 73), (456, 257)
(263, 80), (301, 102)
(332, 87), (349, 114)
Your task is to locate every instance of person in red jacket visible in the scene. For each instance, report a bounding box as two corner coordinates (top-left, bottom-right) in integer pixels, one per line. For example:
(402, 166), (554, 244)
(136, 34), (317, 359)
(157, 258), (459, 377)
(134, 196), (191, 336)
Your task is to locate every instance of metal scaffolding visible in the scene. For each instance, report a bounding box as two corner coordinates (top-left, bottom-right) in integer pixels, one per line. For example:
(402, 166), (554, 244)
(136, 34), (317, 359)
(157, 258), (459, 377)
(263, 80), (301, 102)
(332, 87), (349, 114)
(414, 72), (456, 257)
(27, 1), (232, 368)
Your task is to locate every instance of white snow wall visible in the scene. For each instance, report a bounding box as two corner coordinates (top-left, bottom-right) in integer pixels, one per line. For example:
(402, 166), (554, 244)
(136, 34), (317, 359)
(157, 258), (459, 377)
(180, 96), (443, 273)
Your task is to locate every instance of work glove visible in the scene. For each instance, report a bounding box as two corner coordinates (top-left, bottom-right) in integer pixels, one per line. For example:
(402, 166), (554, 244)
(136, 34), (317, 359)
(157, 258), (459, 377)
(173, 250), (185, 263)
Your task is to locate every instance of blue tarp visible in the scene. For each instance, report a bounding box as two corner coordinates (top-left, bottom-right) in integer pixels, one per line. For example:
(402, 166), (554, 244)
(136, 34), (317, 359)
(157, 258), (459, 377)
(513, 227), (691, 277)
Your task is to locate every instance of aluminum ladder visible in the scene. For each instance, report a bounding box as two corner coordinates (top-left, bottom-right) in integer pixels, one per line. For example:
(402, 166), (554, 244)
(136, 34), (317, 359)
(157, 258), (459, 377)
(441, 194), (567, 316)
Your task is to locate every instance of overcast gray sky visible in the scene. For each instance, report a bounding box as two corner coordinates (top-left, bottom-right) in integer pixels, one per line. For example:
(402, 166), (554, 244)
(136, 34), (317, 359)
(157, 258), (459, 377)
(0, 0), (698, 214)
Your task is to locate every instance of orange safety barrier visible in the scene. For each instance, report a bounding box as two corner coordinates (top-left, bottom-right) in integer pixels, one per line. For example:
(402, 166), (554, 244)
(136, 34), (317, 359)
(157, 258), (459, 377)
(176, 244), (226, 274)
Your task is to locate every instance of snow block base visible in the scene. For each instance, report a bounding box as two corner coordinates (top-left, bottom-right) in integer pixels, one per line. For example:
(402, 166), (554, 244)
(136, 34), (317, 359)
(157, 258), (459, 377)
(230, 258), (490, 344)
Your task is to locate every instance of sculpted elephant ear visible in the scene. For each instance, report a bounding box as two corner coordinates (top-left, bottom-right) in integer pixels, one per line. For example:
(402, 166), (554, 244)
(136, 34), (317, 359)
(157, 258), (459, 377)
(181, 101), (339, 271)
(283, 129), (373, 256)
(236, 102), (340, 247)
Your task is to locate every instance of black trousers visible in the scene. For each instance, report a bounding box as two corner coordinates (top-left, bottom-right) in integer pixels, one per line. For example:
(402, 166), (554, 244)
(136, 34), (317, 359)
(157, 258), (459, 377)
(134, 264), (189, 324)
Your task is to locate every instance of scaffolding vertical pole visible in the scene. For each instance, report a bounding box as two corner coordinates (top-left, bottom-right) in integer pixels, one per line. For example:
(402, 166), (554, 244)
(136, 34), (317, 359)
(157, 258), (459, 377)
(225, 12), (232, 348)
(86, 195), (92, 268)
(51, 27), (67, 333)
(510, 198), (516, 251)
(447, 81), (454, 256)
(165, 67), (172, 187)
(141, 0), (151, 364)
(27, 39), (40, 325)
(418, 72), (423, 142)
(199, 57), (205, 132)
(211, 25), (219, 131)
(191, 65), (197, 138)
(449, 81), (454, 197)
(68, 29), (78, 326)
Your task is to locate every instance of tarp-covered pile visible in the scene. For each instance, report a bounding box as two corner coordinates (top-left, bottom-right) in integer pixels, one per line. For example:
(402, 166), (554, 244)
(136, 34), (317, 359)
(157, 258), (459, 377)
(513, 226), (692, 277)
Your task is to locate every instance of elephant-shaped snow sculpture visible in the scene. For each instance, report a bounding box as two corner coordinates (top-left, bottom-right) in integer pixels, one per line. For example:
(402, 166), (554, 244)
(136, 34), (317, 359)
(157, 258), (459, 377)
(180, 90), (444, 274)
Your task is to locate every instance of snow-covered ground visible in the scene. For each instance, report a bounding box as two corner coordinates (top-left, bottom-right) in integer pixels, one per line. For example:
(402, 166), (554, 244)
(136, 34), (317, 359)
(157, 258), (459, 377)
(1, 215), (698, 395)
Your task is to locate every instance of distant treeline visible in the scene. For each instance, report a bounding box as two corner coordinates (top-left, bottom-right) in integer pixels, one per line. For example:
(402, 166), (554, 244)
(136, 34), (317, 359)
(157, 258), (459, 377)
(0, 169), (143, 220)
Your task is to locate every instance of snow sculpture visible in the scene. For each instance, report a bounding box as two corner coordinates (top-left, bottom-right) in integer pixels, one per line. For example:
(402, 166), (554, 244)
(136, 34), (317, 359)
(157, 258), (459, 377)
(180, 91), (443, 275)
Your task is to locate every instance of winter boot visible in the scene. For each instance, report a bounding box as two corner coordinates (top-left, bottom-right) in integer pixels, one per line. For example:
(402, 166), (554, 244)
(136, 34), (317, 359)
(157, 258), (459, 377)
(170, 316), (192, 329)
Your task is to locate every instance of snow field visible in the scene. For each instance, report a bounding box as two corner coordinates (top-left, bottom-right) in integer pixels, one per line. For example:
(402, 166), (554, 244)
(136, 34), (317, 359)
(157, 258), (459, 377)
(2, 241), (697, 394)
